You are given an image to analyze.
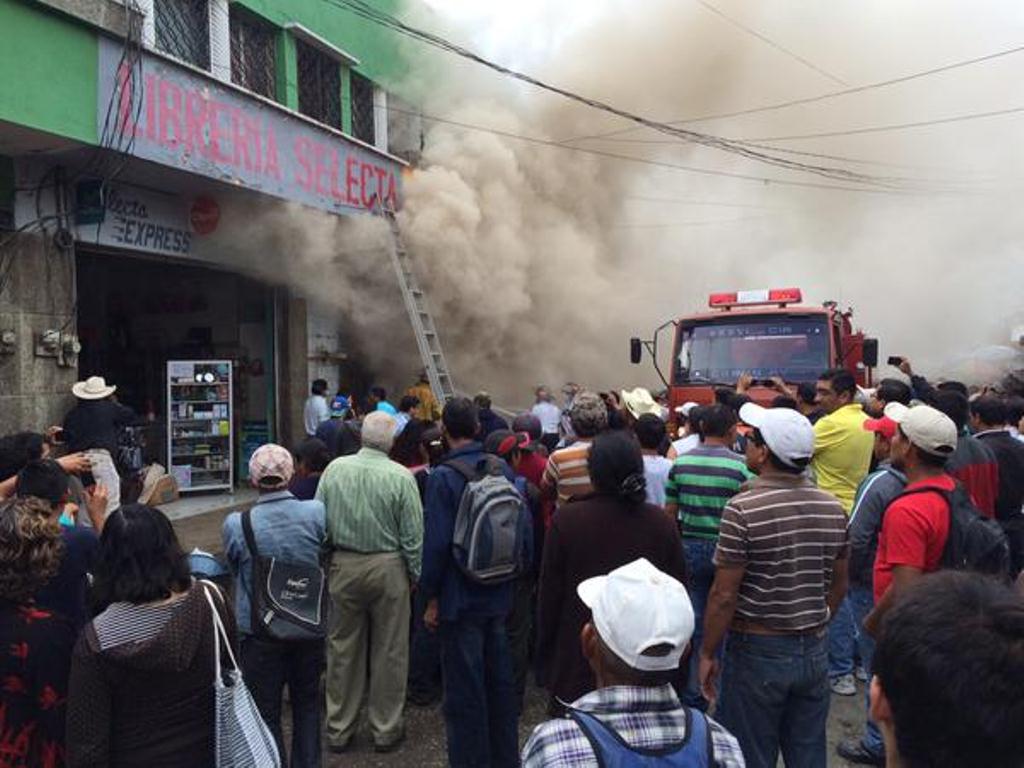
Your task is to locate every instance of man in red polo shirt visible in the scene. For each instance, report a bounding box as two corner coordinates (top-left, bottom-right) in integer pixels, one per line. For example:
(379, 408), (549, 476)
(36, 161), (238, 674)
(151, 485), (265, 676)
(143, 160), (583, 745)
(864, 402), (959, 637)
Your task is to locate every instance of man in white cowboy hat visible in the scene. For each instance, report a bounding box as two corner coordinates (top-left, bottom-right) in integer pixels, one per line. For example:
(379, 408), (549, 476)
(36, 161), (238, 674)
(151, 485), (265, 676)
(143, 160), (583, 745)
(63, 375), (135, 518)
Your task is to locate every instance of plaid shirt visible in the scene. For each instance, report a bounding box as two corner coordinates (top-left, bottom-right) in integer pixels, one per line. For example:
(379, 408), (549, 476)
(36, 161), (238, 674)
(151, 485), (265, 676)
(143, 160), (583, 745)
(521, 684), (745, 767)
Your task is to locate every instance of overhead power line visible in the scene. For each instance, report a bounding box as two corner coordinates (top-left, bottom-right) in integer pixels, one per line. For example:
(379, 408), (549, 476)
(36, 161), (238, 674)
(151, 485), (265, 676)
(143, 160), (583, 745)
(561, 40), (1024, 143)
(322, 0), (925, 190)
(693, 0), (846, 86)
(742, 103), (1024, 142)
(386, 105), (926, 196)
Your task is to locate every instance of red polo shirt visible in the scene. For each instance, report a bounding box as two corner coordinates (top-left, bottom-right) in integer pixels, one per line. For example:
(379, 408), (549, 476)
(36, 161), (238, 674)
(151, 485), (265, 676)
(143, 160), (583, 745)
(873, 474), (954, 603)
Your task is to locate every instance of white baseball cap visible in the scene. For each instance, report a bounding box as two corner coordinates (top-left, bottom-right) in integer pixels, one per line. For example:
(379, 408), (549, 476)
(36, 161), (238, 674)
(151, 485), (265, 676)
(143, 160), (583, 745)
(883, 402), (957, 457)
(738, 402), (815, 469)
(674, 401), (699, 417)
(577, 558), (694, 673)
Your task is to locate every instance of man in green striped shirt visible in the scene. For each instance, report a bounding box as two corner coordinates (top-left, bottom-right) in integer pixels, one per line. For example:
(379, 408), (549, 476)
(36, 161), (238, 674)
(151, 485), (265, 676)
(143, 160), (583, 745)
(664, 404), (751, 710)
(316, 411), (424, 753)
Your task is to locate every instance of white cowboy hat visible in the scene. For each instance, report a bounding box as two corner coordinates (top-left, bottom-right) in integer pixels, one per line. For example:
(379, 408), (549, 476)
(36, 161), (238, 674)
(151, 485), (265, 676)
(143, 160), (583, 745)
(620, 387), (662, 419)
(72, 376), (117, 400)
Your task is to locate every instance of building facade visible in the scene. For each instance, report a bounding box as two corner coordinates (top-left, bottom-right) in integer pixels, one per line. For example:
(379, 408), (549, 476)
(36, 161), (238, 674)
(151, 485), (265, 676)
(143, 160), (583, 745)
(0, 0), (421, 484)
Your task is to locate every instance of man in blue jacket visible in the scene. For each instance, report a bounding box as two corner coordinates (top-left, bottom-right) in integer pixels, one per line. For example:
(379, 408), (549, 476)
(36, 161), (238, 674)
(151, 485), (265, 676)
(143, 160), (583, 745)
(421, 397), (519, 768)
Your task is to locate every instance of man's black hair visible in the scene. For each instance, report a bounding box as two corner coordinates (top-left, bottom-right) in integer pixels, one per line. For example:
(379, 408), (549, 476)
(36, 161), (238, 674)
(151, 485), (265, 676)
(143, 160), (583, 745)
(750, 428), (807, 475)
(819, 368), (857, 399)
(713, 387), (734, 406)
(90, 504), (192, 612)
(936, 380), (969, 398)
(370, 386), (388, 402)
(688, 405), (709, 440)
(873, 572), (1024, 768)
(15, 460), (69, 508)
(700, 404), (736, 439)
(970, 396), (1007, 427)
(294, 438), (330, 474)
(931, 390), (969, 432)
(473, 392), (492, 410)
(771, 395), (798, 410)
(876, 378), (912, 406)
(633, 413), (665, 450)
(390, 419), (429, 467)
(728, 393), (752, 413)
(0, 432), (46, 482)
(1003, 396), (1024, 426)
(796, 381), (817, 407)
(399, 395), (420, 413)
(442, 397), (480, 440)
(311, 379), (328, 396)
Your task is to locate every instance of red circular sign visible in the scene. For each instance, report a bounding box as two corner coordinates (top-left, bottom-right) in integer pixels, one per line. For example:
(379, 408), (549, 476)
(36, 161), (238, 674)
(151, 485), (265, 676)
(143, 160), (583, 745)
(190, 196), (221, 235)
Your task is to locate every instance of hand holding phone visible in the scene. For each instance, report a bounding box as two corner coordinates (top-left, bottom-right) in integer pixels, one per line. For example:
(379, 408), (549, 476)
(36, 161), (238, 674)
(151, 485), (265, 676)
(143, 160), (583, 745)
(887, 356), (904, 367)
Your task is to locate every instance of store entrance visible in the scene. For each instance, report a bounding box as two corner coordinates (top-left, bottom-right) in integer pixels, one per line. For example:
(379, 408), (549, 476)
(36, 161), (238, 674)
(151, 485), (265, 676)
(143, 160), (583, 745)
(75, 248), (277, 478)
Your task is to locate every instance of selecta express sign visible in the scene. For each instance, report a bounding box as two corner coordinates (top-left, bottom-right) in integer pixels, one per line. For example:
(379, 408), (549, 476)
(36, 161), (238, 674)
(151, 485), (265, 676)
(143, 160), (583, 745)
(98, 38), (403, 215)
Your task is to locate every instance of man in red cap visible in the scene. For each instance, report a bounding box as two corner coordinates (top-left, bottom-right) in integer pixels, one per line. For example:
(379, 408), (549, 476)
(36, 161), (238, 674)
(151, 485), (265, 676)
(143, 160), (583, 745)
(837, 415), (906, 766)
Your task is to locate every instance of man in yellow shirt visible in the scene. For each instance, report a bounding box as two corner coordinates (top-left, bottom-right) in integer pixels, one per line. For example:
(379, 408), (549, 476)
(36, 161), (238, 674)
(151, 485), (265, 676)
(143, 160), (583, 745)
(812, 368), (873, 515)
(406, 371), (442, 423)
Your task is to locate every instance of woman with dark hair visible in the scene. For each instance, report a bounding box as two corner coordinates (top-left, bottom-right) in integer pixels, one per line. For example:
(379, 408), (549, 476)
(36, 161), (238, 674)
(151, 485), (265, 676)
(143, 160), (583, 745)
(67, 504), (237, 768)
(289, 437), (331, 501)
(0, 496), (76, 767)
(536, 430), (688, 711)
(389, 418), (430, 470)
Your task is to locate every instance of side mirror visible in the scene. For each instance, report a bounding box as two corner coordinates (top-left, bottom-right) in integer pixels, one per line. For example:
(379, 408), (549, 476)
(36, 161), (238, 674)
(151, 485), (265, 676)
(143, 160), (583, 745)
(862, 338), (879, 368)
(630, 337), (643, 365)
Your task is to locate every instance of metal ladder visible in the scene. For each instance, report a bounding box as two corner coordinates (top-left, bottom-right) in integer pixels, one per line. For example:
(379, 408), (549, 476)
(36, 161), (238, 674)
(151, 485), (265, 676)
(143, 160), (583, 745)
(376, 203), (457, 405)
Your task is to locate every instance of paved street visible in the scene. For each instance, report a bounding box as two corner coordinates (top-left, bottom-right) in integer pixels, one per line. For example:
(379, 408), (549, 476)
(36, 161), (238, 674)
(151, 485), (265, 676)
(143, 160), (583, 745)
(173, 505), (867, 767)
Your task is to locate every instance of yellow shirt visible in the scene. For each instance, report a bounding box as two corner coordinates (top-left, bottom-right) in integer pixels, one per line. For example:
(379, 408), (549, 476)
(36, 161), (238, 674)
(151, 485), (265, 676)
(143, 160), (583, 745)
(406, 382), (441, 422)
(811, 403), (873, 514)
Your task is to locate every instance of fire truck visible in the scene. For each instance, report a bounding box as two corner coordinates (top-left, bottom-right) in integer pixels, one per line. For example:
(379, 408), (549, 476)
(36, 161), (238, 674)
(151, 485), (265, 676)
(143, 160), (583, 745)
(630, 287), (879, 410)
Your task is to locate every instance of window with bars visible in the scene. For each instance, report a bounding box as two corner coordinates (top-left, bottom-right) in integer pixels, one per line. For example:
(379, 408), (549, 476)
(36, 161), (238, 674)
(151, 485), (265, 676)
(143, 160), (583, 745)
(229, 8), (277, 100)
(155, 0), (211, 70)
(350, 72), (375, 145)
(297, 40), (341, 129)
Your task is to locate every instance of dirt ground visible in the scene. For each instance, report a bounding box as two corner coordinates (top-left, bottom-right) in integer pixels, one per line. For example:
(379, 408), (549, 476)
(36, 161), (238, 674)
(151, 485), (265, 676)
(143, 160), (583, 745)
(174, 509), (869, 767)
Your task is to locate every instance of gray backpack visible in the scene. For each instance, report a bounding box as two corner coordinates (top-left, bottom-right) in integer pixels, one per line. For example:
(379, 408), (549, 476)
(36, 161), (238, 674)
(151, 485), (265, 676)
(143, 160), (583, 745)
(444, 456), (531, 585)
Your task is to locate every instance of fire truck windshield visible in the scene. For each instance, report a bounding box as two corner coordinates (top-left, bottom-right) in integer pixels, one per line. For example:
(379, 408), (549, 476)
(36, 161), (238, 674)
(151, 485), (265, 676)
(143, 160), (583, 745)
(674, 315), (830, 384)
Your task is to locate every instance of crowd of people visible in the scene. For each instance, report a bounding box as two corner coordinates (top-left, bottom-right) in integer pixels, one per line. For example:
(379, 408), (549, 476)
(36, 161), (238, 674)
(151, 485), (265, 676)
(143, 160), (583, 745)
(0, 362), (1021, 768)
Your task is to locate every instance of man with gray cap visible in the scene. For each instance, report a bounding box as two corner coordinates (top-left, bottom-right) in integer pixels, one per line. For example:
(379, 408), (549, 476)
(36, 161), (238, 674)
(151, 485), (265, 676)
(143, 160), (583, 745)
(222, 443), (327, 768)
(863, 403), (960, 638)
(541, 391), (609, 508)
(699, 404), (848, 768)
(522, 558), (744, 767)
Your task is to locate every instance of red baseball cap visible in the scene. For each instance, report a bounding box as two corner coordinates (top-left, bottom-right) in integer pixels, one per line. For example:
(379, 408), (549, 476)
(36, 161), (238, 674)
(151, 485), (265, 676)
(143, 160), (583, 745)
(863, 416), (897, 440)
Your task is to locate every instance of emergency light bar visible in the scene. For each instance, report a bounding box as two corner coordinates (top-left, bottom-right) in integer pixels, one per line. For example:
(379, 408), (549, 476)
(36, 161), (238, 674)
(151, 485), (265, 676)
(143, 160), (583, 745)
(708, 288), (803, 309)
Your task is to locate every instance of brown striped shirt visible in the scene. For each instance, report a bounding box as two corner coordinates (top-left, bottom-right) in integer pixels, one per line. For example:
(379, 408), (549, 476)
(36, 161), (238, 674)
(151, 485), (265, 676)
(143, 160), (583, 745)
(542, 441), (594, 506)
(714, 473), (848, 633)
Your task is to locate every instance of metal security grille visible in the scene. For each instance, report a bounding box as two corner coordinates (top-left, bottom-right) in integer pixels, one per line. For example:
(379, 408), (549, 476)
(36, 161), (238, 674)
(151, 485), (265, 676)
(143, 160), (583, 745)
(297, 40), (341, 129)
(229, 8), (276, 100)
(155, 0), (211, 70)
(350, 71), (375, 145)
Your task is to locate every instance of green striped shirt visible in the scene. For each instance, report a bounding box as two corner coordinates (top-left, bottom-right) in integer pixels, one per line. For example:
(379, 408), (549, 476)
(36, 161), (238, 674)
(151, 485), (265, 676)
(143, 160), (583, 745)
(315, 448), (424, 579)
(665, 445), (752, 540)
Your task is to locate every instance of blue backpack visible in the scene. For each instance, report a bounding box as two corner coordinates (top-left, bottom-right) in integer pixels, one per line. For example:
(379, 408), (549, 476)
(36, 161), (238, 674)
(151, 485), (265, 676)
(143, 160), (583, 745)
(569, 706), (713, 767)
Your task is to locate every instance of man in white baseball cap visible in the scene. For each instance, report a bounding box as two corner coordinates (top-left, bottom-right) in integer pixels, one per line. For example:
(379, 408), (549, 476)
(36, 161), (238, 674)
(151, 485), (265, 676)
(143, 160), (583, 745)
(522, 558), (744, 767)
(699, 403), (848, 767)
(863, 403), (964, 641)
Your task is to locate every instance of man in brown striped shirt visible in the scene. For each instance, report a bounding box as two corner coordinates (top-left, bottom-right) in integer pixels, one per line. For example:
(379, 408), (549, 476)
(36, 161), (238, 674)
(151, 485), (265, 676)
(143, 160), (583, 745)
(698, 403), (848, 768)
(541, 392), (608, 508)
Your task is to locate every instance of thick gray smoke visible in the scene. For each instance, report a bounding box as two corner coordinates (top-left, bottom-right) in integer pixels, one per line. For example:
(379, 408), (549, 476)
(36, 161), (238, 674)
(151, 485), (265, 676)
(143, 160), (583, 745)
(207, 1), (1024, 403)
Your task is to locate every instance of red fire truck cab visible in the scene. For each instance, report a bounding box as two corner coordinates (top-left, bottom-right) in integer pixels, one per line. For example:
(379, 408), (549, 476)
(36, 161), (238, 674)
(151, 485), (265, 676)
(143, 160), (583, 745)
(630, 288), (879, 410)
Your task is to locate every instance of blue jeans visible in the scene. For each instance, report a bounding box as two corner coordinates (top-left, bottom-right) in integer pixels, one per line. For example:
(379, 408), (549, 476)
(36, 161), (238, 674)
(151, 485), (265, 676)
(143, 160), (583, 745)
(827, 597), (856, 678)
(440, 615), (519, 768)
(848, 585), (884, 756)
(682, 538), (719, 711)
(718, 630), (830, 768)
(240, 636), (324, 768)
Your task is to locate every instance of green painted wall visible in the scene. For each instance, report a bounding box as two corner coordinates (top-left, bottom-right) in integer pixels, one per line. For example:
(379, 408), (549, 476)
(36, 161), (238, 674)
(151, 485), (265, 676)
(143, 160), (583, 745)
(0, 0), (98, 144)
(234, 0), (410, 86)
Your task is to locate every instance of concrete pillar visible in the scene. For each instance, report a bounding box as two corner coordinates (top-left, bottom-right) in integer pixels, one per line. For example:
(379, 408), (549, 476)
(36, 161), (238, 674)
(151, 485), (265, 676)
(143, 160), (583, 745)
(373, 86), (388, 152)
(0, 234), (78, 436)
(209, 0), (231, 82)
(136, 0), (156, 49)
